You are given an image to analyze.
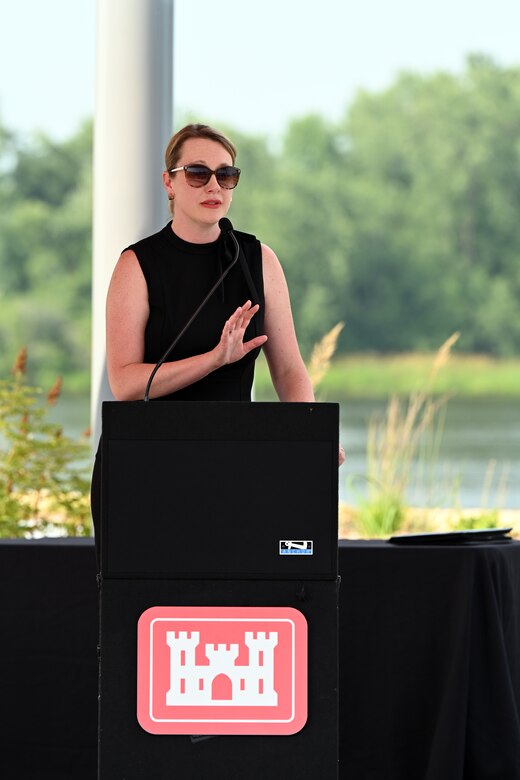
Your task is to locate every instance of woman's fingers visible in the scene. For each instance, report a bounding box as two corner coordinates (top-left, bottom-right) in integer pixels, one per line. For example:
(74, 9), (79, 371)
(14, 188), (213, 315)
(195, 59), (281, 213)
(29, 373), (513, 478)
(242, 334), (268, 354)
(233, 301), (255, 323)
(225, 301), (258, 337)
(219, 301), (266, 363)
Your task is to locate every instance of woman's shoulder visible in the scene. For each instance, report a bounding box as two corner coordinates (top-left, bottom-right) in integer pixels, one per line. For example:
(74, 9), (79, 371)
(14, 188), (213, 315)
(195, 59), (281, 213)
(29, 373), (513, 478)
(234, 228), (259, 244)
(232, 229), (276, 259)
(233, 229), (263, 261)
(125, 223), (172, 255)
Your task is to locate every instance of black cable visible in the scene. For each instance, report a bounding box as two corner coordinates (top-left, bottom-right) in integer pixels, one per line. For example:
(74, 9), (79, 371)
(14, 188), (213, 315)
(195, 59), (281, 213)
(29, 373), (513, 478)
(143, 221), (239, 402)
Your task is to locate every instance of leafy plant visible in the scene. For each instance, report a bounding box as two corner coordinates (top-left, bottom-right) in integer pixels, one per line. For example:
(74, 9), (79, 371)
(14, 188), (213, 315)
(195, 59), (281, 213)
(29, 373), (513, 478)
(0, 348), (91, 538)
(450, 459), (509, 532)
(453, 512), (499, 531)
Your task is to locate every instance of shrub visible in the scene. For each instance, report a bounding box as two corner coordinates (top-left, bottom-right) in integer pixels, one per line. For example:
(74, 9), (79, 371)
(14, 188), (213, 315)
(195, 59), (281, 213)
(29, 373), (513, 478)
(0, 348), (91, 538)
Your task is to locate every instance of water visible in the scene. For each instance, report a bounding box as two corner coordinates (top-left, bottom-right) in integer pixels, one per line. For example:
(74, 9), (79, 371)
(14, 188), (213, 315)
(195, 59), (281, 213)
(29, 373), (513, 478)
(50, 394), (519, 509)
(340, 397), (519, 509)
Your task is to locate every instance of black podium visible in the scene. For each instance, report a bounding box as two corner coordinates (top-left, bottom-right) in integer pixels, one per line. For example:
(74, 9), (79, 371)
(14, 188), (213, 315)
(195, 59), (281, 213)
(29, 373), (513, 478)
(98, 401), (340, 779)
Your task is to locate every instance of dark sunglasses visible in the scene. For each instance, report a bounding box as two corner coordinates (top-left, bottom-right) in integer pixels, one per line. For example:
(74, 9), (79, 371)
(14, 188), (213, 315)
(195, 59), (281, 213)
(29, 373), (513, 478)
(169, 164), (241, 189)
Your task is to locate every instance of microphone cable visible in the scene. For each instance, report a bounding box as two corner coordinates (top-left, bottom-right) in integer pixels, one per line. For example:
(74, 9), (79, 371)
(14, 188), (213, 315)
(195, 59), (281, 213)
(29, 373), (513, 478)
(143, 218), (239, 402)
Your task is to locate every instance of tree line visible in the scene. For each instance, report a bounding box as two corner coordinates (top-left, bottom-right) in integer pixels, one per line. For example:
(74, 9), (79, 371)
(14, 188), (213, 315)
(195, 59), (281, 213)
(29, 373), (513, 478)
(1, 54), (519, 390)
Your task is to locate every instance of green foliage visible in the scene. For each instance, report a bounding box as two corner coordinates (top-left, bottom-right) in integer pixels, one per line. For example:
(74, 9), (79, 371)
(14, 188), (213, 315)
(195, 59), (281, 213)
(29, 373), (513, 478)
(0, 120), (92, 390)
(304, 353), (520, 399)
(2, 57), (520, 387)
(453, 512), (499, 531)
(230, 56), (520, 357)
(338, 57), (520, 355)
(355, 491), (405, 539)
(0, 349), (92, 538)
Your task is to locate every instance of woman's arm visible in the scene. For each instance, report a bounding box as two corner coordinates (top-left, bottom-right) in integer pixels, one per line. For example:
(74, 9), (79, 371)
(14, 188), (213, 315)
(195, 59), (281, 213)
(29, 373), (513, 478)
(106, 250), (267, 400)
(261, 243), (315, 403)
(262, 244), (345, 465)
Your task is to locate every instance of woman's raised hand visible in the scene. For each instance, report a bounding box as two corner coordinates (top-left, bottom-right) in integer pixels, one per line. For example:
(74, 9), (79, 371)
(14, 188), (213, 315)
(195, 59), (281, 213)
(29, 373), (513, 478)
(216, 300), (268, 366)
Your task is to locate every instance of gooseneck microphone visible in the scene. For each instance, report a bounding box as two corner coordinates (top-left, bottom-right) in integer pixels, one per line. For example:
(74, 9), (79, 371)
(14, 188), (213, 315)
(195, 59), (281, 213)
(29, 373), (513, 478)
(143, 218), (240, 402)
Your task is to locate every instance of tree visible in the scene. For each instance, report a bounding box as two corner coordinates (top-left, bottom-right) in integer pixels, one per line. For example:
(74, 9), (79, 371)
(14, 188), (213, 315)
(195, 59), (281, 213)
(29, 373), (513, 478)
(339, 56), (520, 354)
(2, 55), (520, 397)
(0, 121), (92, 388)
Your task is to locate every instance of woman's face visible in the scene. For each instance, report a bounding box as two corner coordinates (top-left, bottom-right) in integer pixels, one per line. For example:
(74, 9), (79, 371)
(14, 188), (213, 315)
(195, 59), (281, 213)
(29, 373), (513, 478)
(165, 137), (234, 235)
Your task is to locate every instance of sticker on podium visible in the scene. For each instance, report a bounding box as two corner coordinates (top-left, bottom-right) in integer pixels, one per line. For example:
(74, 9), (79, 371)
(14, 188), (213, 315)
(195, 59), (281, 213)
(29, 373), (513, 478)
(279, 540), (314, 555)
(137, 606), (308, 735)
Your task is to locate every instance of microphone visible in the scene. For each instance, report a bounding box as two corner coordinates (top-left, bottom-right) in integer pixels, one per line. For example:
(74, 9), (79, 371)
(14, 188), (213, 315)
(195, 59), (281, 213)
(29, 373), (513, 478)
(143, 218), (240, 402)
(218, 216), (234, 235)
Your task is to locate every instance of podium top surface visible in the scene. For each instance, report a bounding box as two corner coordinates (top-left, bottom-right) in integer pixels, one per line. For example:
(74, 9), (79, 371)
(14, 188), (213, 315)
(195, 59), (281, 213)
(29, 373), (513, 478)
(102, 399), (338, 438)
(100, 401), (339, 580)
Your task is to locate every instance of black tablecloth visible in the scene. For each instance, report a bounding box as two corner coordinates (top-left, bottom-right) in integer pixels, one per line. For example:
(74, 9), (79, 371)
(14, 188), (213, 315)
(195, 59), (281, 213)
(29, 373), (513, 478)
(338, 540), (520, 779)
(1, 538), (519, 779)
(0, 539), (99, 779)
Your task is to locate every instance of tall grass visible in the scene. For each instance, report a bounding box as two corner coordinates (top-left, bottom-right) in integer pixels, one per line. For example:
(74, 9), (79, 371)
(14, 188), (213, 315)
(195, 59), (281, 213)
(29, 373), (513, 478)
(306, 322), (345, 394)
(352, 334), (460, 538)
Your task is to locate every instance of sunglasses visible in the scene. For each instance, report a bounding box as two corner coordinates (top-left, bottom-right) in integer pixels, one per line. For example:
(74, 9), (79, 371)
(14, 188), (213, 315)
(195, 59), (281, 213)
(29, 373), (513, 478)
(169, 164), (241, 189)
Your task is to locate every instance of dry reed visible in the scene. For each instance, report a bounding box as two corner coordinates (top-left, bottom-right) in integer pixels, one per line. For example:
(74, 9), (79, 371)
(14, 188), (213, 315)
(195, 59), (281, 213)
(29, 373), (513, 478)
(355, 333), (461, 537)
(307, 322), (345, 391)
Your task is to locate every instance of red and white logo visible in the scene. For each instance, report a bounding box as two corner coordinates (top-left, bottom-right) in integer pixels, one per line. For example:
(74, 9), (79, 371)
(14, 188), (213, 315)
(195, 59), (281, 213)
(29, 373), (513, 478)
(137, 606), (308, 735)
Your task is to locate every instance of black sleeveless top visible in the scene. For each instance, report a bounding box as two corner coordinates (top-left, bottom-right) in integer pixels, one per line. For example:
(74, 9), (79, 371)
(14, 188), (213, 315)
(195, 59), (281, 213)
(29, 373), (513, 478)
(128, 222), (265, 401)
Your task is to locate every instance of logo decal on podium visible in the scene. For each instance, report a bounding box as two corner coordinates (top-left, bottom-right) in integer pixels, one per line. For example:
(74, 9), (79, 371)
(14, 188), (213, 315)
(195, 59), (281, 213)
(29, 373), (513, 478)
(280, 540), (314, 555)
(137, 606), (307, 735)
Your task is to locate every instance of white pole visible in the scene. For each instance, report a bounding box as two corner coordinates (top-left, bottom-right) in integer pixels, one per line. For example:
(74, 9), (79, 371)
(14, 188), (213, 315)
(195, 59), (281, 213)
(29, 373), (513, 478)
(91, 0), (173, 445)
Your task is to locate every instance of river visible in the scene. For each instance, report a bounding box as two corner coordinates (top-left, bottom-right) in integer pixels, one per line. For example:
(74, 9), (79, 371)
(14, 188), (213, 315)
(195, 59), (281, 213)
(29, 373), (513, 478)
(339, 397), (519, 509)
(50, 395), (519, 510)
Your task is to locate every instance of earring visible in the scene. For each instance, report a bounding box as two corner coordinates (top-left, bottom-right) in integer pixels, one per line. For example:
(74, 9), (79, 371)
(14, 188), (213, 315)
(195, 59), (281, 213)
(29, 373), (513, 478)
(168, 193), (174, 201)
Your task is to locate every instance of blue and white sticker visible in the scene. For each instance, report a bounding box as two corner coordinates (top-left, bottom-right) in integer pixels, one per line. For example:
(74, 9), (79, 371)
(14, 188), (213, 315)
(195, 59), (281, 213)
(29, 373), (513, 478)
(279, 540), (314, 555)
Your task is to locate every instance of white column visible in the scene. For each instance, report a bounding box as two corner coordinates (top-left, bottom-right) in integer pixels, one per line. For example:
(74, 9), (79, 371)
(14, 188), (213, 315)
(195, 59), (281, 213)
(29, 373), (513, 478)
(91, 0), (173, 445)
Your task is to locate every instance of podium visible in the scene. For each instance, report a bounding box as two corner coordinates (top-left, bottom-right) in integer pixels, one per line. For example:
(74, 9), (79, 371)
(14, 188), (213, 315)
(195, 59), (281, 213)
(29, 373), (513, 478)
(98, 401), (340, 779)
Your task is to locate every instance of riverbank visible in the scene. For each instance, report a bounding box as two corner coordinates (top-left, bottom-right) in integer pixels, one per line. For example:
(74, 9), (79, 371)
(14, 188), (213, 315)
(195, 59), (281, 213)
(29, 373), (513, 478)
(339, 504), (520, 540)
(254, 352), (520, 400)
(40, 351), (520, 407)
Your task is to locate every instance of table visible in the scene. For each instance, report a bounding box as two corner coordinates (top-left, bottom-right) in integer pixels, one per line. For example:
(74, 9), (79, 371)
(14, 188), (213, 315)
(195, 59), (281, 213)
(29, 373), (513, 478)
(1, 538), (519, 779)
(338, 539), (520, 779)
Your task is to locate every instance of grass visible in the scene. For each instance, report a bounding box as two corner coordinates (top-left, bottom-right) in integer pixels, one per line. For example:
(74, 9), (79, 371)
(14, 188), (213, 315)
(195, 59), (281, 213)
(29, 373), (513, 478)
(287, 330), (520, 539)
(339, 504), (520, 540)
(254, 351), (520, 400)
(348, 335), (459, 537)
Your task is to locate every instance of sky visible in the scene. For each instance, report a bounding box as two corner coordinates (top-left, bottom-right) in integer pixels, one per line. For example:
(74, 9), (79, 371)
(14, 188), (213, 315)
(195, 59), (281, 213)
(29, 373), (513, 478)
(0, 0), (519, 144)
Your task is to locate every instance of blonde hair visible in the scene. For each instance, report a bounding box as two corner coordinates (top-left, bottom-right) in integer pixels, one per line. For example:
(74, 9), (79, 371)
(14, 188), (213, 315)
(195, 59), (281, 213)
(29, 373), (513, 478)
(165, 123), (236, 169)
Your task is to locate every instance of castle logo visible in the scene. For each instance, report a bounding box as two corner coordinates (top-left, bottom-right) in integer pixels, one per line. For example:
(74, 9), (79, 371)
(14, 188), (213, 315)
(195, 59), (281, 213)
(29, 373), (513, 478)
(137, 606), (308, 735)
